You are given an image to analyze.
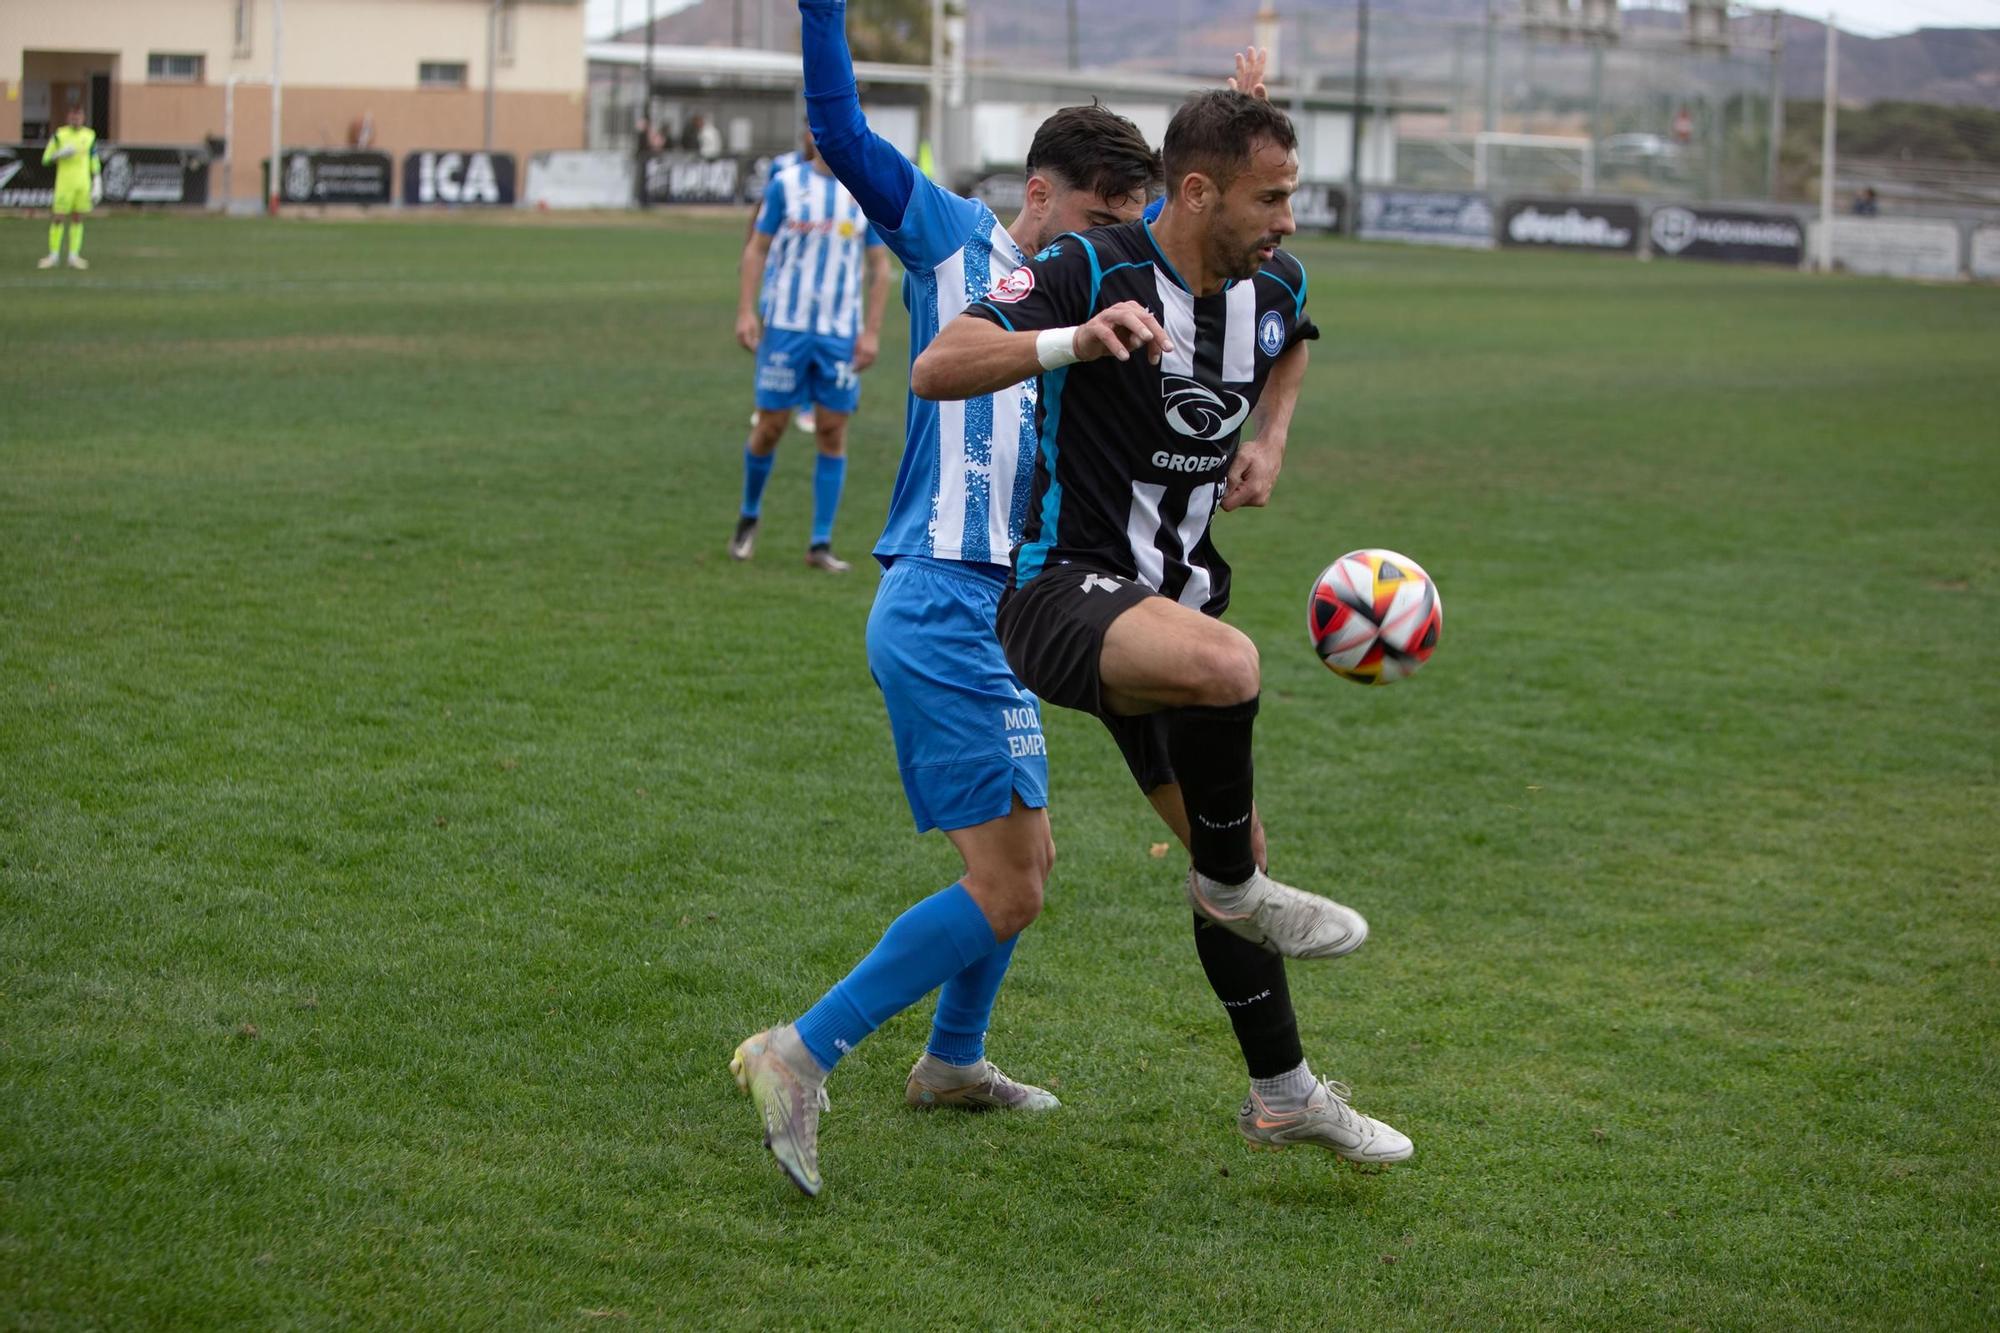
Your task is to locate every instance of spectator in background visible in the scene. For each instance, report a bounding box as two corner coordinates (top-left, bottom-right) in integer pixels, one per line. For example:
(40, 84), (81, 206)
(680, 115), (703, 153)
(1852, 187), (1880, 217)
(697, 115), (724, 161)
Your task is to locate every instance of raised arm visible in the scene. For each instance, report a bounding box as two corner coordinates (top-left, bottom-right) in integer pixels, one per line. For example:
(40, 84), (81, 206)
(799, 1), (919, 231)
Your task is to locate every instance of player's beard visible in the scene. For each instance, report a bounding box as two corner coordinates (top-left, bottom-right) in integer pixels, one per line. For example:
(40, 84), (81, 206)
(1212, 229), (1282, 282)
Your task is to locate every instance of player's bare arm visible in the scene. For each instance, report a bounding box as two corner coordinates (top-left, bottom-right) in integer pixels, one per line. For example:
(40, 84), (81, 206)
(735, 231), (774, 352)
(853, 247), (891, 372)
(911, 302), (1173, 402)
(1222, 340), (1307, 512)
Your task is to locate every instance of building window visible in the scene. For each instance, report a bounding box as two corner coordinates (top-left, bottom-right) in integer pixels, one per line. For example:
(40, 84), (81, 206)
(233, 0), (254, 57)
(147, 53), (206, 84)
(419, 61), (468, 90)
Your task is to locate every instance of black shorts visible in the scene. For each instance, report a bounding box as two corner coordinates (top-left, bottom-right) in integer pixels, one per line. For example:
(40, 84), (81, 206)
(996, 565), (1175, 793)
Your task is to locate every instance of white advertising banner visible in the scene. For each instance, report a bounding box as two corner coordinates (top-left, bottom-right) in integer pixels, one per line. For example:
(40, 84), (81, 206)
(522, 151), (634, 210)
(1809, 218), (1962, 280)
(1970, 226), (2000, 282)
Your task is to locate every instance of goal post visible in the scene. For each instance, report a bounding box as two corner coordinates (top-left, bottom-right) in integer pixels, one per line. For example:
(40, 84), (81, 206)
(1472, 132), (1595, 194)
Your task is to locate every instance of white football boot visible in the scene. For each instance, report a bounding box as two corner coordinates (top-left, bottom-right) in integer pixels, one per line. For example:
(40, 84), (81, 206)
(905, 1053), (1060, 1111)
(1238, 1079), (1413, 1165)
(1185, 867), (1368, 959)
(730, 1024), (831, 1197)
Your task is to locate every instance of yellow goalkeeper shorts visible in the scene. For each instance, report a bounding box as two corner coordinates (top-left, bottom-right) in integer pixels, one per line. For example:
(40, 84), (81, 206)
(53, 181), (94, 215)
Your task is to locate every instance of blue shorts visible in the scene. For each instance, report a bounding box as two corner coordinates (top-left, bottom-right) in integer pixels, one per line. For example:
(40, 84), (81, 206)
(755, 328), (861, 416)
(867, 556), (1050, 834)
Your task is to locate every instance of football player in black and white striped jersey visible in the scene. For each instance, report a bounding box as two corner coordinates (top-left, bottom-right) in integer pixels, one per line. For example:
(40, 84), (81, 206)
(914, 90), (1413, 1168)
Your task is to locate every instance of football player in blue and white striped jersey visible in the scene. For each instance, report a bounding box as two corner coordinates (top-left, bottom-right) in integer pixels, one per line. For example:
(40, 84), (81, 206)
(733, 130), (891, 571)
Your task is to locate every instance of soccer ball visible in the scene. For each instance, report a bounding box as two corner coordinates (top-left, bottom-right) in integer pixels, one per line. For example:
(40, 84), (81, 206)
(1309, 549), (1442, 685)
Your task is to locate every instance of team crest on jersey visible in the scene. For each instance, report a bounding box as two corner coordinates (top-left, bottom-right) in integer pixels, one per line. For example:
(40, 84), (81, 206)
(986, 267), (1035, 304)
(1162, 376), (1252, 442)
(837, 219), (858, 238)
(1258, 310), (1286, 358)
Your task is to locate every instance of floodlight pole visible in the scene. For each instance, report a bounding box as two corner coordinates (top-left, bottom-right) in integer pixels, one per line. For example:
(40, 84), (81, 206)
(485, 0), (503, 151)
(1766, 7), (1784, 201)
(267, 0), (284, 213)
(1818, 14), (1837, 271)
(1482, 0), (1499, 134)
(929, 0), (946, 180)
(1346, 0), (1368, 235)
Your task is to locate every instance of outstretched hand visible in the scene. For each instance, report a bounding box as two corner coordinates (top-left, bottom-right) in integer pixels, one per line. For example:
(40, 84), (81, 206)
(1229, 46), (1271, 100)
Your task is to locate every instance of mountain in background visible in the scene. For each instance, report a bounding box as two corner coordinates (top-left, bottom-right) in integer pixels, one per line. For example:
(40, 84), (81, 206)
(615, 1), (2000, 111)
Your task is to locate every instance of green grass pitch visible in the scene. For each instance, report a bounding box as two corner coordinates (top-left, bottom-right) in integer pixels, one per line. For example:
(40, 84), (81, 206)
(3, 212), (1996, 1328)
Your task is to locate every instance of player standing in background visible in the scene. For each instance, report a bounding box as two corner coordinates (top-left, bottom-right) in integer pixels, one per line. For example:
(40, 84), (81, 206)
(732, 133), (891, 573)
(745, 126), (820, 436)
(913, 90), (1413, 1166)
(39, 102), (99, 271)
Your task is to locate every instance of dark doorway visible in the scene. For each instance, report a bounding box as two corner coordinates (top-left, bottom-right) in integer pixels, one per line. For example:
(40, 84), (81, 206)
(90, 71), (112, 136)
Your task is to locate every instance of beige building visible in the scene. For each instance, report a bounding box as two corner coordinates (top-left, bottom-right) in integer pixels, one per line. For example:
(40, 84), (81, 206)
(2, 0), (586, 201)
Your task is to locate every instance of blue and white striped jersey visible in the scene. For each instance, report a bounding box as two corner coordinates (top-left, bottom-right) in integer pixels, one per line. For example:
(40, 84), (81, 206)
(870, 178), (1037, 569)
(756, 161), (883, 340)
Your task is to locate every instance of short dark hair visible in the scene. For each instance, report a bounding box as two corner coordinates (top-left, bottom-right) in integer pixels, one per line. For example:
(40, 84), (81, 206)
(1162, 90), (1298, 197)
(1026, 102), (1161, 205)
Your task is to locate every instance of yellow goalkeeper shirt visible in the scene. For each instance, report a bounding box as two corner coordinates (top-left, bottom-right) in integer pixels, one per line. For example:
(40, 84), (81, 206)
(43, 125), (100, 190)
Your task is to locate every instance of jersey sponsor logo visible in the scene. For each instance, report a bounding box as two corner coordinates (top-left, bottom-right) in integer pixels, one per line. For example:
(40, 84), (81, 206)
(985, 266), (1035, 304)
(1162, 376), (1252, 442)
(1151, 450), (1225, 475)
(1258, 310), (1286, 358)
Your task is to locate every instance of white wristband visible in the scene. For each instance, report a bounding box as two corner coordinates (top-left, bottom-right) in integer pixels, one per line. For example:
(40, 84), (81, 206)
(1036, 326), (1081, 371)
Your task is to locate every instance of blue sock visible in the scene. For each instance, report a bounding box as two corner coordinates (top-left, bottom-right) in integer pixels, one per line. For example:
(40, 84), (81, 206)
(794, 883), (998, 1072)
(927, 933), (1017, 1066)
(741, 445), (776, 520)
(810, 453), (846, 547)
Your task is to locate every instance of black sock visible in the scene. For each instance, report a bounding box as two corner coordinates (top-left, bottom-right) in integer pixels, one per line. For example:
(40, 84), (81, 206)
(1167, 696), (1259, 885)
(1192, 913), (1304, 1078)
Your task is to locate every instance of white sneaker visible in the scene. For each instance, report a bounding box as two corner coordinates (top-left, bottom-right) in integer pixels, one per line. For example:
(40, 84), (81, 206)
(66, 255), (88, 270)
(905, 1053), (1060, 1111)
(1238, 1079), (1413, 1165)
(37, 254), (59, 269)
(804, 544), (850, 573)
(1185, 867), (1367, 959)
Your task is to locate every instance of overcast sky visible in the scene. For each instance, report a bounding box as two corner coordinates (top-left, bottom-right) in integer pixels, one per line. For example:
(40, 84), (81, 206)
(582, 0), (2000, 44)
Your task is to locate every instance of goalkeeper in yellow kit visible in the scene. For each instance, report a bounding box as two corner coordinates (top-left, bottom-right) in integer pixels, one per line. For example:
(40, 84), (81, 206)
(39, 103), (100, 271)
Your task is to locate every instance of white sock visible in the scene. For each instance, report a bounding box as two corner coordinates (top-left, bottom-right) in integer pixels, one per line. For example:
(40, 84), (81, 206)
(1249, 1060), (1318, 1111)
(1195, 867), (1257, 907)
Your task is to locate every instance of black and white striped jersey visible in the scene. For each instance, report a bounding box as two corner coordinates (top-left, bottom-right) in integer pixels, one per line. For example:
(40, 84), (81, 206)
(967, 219), (1317, 616)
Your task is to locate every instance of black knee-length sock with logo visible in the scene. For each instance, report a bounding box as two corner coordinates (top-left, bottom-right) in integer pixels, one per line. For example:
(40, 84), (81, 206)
(1193, 914), (1305, 1078)
(1167, 696), (1260, 886)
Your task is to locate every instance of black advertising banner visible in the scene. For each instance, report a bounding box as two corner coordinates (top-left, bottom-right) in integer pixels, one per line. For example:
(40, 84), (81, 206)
(402, 150), (517, 206)
(1647, 204), (1804, 265)
(263, 150), (393, 205)
(102, 146), (210, 204)
(0, 145), (59, 207)
(2, 143), (207, 206)
(1500, 198), (1641, 253)
(1293, 182), (1347, 233)
(642, 153), (744, 205)
(1359, 189), (1494, 249)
